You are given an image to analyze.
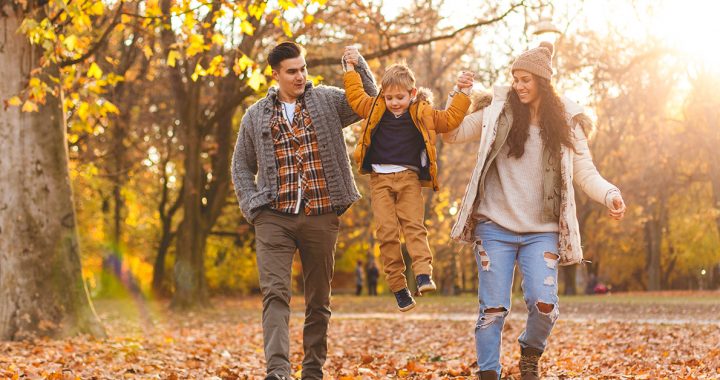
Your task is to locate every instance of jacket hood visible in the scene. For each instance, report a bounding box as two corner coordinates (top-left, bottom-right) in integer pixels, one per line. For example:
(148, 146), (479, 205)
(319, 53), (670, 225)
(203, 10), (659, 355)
(468, 88), (493, 114)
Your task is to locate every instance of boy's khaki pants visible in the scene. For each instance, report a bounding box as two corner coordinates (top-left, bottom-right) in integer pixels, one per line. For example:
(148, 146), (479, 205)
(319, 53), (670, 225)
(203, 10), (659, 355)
(370, 170), (433, 292)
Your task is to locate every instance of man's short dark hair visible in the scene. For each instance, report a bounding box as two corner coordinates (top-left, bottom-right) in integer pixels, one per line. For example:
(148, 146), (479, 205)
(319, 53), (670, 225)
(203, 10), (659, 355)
(268, 42), (305, 70)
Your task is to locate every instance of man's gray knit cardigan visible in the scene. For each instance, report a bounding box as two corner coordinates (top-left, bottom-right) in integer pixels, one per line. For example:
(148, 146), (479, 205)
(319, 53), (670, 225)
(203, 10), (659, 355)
(231, 56), (378, 223)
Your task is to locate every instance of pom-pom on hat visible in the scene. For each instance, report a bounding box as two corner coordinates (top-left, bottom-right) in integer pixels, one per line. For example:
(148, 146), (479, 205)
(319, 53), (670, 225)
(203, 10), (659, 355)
(511, 41), (554, 80)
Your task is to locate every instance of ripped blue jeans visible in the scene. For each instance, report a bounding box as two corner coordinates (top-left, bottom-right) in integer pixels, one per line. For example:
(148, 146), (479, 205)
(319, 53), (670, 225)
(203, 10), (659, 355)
(473, 220), (560, 375)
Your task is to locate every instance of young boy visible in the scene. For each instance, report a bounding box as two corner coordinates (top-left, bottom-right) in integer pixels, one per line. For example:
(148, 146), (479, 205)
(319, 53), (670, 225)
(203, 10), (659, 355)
(343, 47), (474, 311)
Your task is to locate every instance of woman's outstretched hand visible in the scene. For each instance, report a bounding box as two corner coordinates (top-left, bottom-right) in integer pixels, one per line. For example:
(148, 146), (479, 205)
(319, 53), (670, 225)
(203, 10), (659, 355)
(609, 196), (626, 220)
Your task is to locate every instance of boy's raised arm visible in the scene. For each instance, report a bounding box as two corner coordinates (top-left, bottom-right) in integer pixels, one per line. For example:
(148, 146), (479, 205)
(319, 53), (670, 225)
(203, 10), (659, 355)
(432, 71), (474, 133)
(342, 46), (376, 119)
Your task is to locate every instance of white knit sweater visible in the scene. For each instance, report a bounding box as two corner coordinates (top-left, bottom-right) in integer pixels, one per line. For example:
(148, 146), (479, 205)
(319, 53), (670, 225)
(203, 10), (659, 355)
(474, 124), (559, 233)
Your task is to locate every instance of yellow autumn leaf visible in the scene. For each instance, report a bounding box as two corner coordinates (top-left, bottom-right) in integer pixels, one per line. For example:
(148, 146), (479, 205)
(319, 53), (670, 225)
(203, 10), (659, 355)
(234, 8), (248, 20)
(63, 35), (78, 51)
(248, 3), (266, 20)
(191, 63), (206, 82)
(304, 14), (314, 24)
(264, 64), (273, 76)
(89, 1), (104, 16)
(240, 20), (255, 36)
(107, 73), (125, 86)
(308, 74), (324, 86)
(7, 96), (22, 107)
(183, 14), (198, 30)
(87, 62), (103, 79)
(236, 54), (254, 72)
(143, 45), (154, 59)
(77, 102), (90, 121)
(167, 50), (180, 67)
(103, 101), (120, 115)
(206, 56), (225, 76)
(211, 33), (225, 46)
(279, 0), (293, 10)
(186, 34), (208, 57)
(281, 20), (293, 38)
(247, 68), (266, 91)
(22, 100), (39, 113)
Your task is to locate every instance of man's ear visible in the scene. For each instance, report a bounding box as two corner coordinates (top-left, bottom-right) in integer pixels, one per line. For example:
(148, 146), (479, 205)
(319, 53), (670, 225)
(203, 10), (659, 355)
(271, 68), (279, 82)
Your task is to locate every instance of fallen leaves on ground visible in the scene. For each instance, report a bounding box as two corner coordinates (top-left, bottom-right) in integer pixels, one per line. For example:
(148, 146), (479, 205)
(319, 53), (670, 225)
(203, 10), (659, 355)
(0, 295), (718, 379)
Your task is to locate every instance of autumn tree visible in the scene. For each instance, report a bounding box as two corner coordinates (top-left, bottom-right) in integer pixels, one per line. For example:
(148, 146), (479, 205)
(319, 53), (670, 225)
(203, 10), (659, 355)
(0, 0), (109, 340)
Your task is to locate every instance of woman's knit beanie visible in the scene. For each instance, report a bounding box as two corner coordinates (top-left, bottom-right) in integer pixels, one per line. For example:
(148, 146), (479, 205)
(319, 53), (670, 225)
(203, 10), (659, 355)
(511, 41), (554, 80)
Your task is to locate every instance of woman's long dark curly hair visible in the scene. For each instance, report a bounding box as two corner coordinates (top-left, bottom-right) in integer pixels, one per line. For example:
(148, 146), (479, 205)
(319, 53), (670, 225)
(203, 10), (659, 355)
(506, 74), (576, 158)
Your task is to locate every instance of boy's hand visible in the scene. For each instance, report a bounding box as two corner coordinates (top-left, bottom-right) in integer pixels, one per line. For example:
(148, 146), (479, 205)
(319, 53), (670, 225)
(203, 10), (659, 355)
(456, 71), (474, 91)
(344, 46), (359, 71)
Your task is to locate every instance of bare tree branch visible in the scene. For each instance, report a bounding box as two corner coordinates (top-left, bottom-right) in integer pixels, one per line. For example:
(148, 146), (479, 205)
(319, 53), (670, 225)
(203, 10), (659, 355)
(306, 1), (526, 67)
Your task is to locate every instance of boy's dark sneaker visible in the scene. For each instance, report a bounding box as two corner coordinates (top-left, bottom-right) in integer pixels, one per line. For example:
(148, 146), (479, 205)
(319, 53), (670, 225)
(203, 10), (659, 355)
(393, 288), (416, 312)
(416, 274), (437, 294)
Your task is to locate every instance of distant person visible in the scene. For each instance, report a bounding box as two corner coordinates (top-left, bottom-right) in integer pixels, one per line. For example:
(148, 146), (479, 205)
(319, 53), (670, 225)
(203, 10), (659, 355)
(343, 47), (473, 311)
(441, 42), (626, 379)
(367, 260), (379, 296)
(355, 260), (364, 295)
(231, 41), (377, 380)
(585, 272), (598, 295)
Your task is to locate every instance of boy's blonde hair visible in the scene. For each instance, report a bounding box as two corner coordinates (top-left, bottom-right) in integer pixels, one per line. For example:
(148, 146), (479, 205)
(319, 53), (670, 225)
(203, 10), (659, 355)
(381, 63), (416, 92)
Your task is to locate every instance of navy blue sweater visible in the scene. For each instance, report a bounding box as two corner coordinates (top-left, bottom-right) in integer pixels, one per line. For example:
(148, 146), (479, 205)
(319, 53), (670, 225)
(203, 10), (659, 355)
(365, 110), (425, 171)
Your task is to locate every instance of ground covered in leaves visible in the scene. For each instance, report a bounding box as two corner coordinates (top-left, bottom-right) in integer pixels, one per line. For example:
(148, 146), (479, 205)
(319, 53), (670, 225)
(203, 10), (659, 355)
(1, 292), (719, 379)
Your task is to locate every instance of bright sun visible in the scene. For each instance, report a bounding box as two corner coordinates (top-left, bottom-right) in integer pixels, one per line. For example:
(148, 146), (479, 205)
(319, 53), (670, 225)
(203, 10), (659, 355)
(649, 0), (720, 67)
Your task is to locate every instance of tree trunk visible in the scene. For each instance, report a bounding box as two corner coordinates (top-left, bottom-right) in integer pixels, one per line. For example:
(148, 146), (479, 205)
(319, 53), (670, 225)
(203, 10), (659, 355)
(562, 266), (577, 295)
(0, 6), (105, 340)
(170, 89), (209, 309)
(170, 87), (237, 308)
(644, 218), (662, 291)
(708, 141), (720, 236)
(111, 117), (127, 248)
(152, 227), (174, 296)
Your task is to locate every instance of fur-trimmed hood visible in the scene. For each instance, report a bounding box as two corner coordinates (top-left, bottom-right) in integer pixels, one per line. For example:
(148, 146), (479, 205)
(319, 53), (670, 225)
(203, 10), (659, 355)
(468, 88), (493, 114)
(414, 87), (435, 106)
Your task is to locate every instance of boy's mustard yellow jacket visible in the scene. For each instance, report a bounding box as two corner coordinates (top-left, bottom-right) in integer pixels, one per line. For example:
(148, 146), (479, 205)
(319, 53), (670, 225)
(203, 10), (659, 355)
(344, 70), (471, 191)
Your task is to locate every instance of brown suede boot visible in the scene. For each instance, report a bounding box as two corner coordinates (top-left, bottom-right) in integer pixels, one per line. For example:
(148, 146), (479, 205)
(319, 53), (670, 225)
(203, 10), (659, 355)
(519, 346), (543, 380)
(478, 370), (499, 380)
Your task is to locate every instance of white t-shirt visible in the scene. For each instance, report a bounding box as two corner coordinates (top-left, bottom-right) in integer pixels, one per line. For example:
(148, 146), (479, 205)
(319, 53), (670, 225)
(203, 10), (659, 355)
(281, 101), (296, 124)
(371, 164), (409, 174)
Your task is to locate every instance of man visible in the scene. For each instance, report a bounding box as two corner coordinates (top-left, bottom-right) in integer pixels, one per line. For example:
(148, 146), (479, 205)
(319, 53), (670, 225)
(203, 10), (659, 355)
(366, 260), (379, 296)
(231, 42), (377, 380)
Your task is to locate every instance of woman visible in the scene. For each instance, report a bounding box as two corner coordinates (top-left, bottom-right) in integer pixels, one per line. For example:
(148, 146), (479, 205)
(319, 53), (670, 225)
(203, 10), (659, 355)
(442, 42), (626, 379)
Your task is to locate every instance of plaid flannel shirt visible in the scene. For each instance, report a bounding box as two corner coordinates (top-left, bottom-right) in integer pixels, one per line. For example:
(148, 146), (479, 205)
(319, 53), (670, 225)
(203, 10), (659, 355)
(269, 98), (334, 215)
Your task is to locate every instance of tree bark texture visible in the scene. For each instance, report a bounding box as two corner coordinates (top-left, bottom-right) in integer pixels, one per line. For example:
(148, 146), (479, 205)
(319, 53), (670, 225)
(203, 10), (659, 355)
(0, 5), (105, 340)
